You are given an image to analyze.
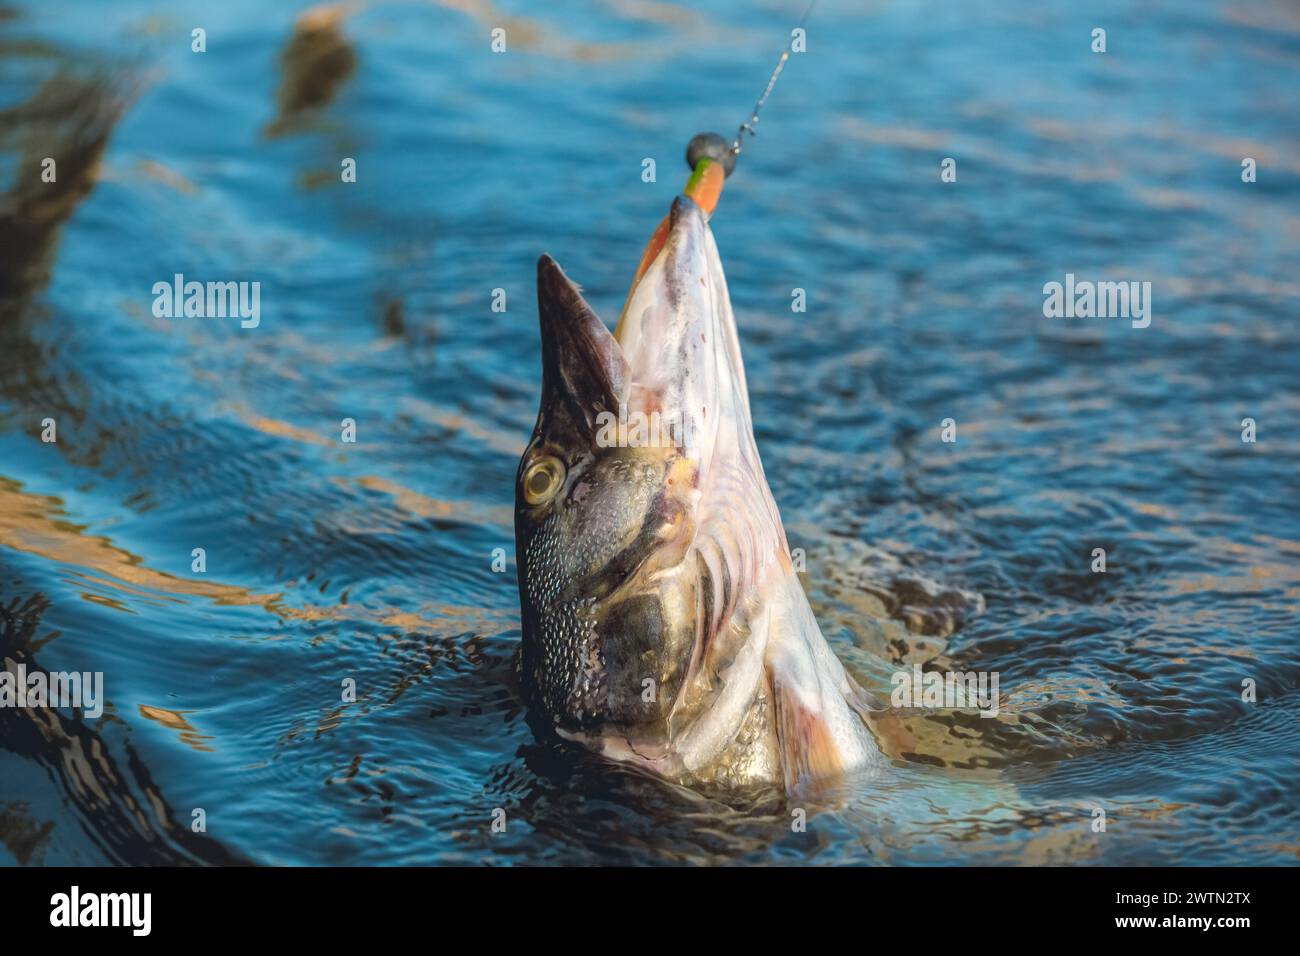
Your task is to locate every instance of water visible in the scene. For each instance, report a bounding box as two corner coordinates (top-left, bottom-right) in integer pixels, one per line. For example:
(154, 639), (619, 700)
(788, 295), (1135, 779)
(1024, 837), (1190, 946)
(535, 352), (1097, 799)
(1, 0), (1298, 866)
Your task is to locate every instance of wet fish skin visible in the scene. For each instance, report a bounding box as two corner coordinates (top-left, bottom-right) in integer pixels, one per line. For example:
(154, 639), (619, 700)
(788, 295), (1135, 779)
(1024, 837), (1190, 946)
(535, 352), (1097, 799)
(516, 196), (883, 794)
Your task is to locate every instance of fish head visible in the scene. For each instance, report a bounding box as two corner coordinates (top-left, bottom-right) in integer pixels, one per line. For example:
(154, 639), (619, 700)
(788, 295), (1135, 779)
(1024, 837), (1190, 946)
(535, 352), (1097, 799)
(517, 196), (888, 793)
(516, 196), (751, 746)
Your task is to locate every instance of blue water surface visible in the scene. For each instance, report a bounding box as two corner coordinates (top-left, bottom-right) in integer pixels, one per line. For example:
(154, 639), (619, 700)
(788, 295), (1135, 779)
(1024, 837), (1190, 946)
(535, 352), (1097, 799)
(0, 0), (1297, 865)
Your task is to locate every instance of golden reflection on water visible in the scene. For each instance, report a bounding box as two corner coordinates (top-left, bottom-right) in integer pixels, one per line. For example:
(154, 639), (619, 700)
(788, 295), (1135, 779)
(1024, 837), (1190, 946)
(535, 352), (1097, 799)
(0, 474), (512, 639)
(139, 704), (216, 752)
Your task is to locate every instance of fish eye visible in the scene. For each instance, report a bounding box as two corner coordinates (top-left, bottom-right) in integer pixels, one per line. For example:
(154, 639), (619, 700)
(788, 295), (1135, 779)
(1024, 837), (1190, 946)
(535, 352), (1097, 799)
(522, 455), (565, 506)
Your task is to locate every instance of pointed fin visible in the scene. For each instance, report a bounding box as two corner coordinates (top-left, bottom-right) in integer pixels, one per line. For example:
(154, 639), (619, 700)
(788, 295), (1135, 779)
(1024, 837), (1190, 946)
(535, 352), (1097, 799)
(770, 668), (849, 793)
(764, 572), (885, 794)
(845, 681), (918, 760)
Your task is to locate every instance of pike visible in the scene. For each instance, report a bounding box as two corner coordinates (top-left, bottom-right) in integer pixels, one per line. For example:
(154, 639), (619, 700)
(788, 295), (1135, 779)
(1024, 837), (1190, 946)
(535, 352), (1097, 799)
(515, 79), (893, 790)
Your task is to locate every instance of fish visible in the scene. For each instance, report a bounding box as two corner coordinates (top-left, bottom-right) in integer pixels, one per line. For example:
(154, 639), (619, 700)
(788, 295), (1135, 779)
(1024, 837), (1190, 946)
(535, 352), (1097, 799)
(264, 3), (358, 138)
(515, 194), (887, 795)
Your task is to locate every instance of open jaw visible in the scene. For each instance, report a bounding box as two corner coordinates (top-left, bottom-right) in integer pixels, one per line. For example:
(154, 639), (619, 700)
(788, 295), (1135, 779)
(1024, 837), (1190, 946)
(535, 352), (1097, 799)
(613, 195), (753, 472)
(520, 194), (885, 795)
(533, 193), (751, 466)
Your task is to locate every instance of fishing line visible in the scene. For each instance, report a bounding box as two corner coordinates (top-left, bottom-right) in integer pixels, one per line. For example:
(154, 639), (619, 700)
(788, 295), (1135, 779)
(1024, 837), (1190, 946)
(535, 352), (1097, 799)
(730, 0), (818, 158)
(621, 2), (818, 322)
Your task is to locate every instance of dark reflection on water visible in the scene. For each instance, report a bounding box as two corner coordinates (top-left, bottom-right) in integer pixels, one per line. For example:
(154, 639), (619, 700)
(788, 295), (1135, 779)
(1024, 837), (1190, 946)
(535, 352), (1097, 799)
(1, 0), (1298, 865)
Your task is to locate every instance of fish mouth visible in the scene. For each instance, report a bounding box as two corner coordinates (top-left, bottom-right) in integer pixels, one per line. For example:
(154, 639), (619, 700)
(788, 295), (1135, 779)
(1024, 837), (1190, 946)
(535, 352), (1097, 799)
(534, 192), (745, 464)
(614, 194), (714, 370)
(612, 195), (751, 467)
(615, 195), (709, 338)
(534, 253), (628, 433)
